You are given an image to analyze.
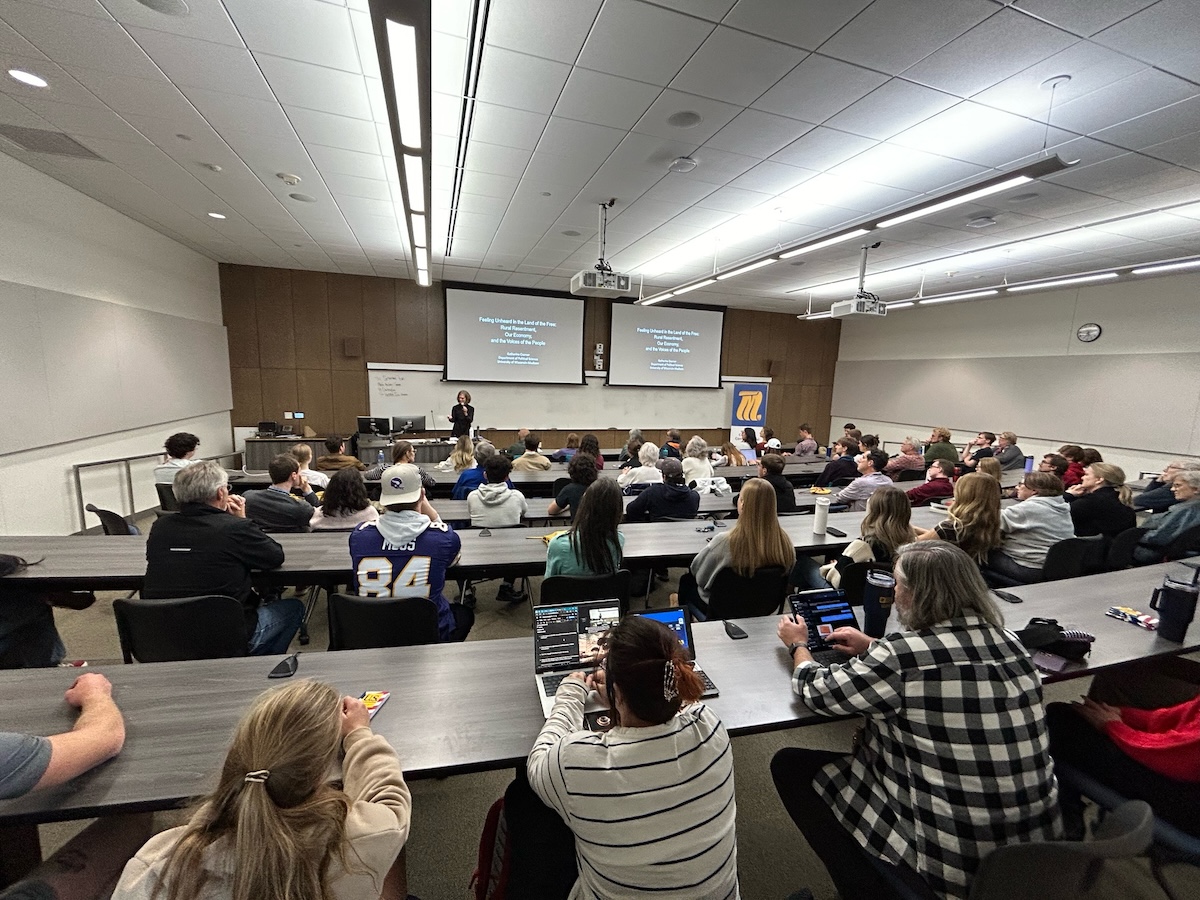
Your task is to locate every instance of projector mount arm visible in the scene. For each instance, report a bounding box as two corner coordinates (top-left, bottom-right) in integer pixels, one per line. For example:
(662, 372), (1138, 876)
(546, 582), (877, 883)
(856, 241), (882, 302)
(595, 199), (616, 273)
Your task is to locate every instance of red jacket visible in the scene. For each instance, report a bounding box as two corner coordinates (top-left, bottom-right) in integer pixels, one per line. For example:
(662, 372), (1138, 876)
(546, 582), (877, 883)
(1105, 694), (1200, 782)
(905, 477), (954, 506)
(1062, 461), (1085, 487)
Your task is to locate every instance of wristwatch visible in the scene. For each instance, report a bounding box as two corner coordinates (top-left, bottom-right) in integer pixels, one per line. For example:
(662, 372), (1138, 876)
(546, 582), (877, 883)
(787, 642), (804, 656)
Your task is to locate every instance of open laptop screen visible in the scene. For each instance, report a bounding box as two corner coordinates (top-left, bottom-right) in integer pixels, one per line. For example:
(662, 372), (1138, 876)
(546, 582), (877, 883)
(634, 607), (695, 656)
(533, 600), (622, 672)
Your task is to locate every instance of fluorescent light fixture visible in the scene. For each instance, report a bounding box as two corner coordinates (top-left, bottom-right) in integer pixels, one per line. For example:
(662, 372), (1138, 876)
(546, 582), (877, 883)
(716, 258), (777, 280)
(1131, 258), (1200, 276)
(780, 229), (870, 259)
(417, 268), (430, 286)
(404, 154), (425, 212)
(805, 312), (832, 320)
(8, 68), (47, 88)
(387, 20), (422, 150)
(415, 246), (428, 270)
(674, 279), (715, 295)
(410, 212), (426, 240)
(1006, 272), (1118, 292)
(877, 175), (1033, 228)
(640, 292), (674, 306)
(918, 289), (999, 305)
(887, 301), (915, 310)
(206, 212), (226, 219)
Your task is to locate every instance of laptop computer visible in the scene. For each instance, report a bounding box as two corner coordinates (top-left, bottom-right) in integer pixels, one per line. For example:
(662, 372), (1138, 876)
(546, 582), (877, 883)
(533, 599), (622, 717)
(788, 589), (860, 665)
(634, 607), (719, 699)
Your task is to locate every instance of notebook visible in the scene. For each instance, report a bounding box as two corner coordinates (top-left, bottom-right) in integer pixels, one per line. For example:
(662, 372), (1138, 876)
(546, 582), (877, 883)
(533, 599), (622, 717)
(788, 589), (860, 665)
(633, 607), (720, 699)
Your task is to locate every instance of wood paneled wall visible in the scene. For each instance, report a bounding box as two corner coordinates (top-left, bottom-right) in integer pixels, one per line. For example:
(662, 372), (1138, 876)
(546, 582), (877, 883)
(220, 265), (841, 444)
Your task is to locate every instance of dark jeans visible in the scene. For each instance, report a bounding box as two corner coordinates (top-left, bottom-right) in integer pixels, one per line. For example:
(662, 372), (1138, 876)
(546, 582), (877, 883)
(770, 748), (937, 900)
(503, 766), (577, 899)
(982, 550), (1044, 586)
(449, 603), (475, 642)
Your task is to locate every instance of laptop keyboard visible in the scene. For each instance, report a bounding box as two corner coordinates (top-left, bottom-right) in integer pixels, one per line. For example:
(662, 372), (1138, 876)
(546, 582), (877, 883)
(543, 669), (718, 696)
(810, 647), (845, 666)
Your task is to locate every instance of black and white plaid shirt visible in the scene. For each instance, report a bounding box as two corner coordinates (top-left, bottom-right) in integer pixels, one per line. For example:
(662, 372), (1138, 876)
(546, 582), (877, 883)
(793, 615), (1061, 899)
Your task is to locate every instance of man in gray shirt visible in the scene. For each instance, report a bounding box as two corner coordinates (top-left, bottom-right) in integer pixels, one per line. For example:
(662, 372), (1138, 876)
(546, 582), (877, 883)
(833, 449), (893, 512)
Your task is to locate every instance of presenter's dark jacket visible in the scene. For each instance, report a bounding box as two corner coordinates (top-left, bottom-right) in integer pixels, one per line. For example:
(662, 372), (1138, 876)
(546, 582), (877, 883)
(762, 473), (797, 513)
(1065, 485), (1136, 539)
(243, 486), (319, 533)
(143, 503), (285, 642)
(625, 482), (701, 521)
(450, 403), (474, 437)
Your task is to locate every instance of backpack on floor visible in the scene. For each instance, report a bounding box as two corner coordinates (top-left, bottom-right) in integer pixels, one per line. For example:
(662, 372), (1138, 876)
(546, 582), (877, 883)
(470, 797), (510, 900)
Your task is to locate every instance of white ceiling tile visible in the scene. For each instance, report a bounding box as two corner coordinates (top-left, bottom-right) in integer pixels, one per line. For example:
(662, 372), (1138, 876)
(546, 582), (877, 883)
(829, 143), (987, 193)
(1047, 152), (1200, 203)
(696, 185), (774, 214)
(431, 28), (465, 95)
(670, 26), (808, 107)
(128, 27), (275, 101)
(0, 2), (160, 77)
(638, 175), (715, 207)
(180, 85), (295, 138)
(485, 0), (602, 64)
(285, 105), (381, 154)
(470, 101), (548, 151)
(222, 0), (361, 71)
(324, 172), (391, 201)
(824, 79), (961, 141)
(475, 46), (571, 115)
(553, 67), (661, 130)
(0, 15), (44, 54)
(703, 108), (812, 159)
(1049, 68), (1197, 137)
(465, 139), (533, 177)
(724, 0), (873, 51)
(99, 0), (244, 45)
(632, 89), (741, 144)
(1092, 0), (1200, 82)
(63, 66), (184, 116)
(682, 145), (759, 186)
(576, 0), (715, 87)
(19, 1), (110, 21)
(753, 55), (889, 124)
(0, 90), (51, 127)
(14, 95), (146, 143)
(727, 160), (815, 196)
(889, 101), (1072, 168)
(255, 54), (372, 120)
(770, 126), (877, 171)
(820, 0), (997, 75)
(1093, 96), (1200, 153)
(460, 168), (519, 199)
(1012, 0), (1157, 37)
(1141, 132), (1200, 172)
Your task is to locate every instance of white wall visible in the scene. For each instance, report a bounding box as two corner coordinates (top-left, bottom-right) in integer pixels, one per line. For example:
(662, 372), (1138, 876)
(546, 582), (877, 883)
(0, 151), (232, 535)
(831, 271), (1200, 479)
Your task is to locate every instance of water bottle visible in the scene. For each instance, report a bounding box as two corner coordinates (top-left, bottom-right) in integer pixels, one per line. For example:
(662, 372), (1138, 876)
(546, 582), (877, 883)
(377, 449), (385, 465)
(1024, 455), (1034, 473)
(813, 497), (830, 535)
(862, 570), (896, 638)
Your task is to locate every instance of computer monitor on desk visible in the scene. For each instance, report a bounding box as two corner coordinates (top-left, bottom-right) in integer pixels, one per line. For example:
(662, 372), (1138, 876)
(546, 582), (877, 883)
(256, 421), (277, 437)
(392, 415), (426, 433)
(356, 416), (391, 435)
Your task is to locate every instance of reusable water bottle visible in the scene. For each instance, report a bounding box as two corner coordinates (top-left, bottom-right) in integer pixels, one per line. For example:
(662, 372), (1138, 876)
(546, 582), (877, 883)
(813, 497), (830, 535)
(1150, 576), (1199, 643)
(862, 570), (896, 638)
(1024, 455), (1034, 473)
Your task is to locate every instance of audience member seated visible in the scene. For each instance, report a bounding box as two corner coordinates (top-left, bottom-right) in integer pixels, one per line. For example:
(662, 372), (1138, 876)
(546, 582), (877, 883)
(544, 479), (624, 577)
(547, 452), (598, 521)
(922, 426), (958, 467)
(659, 429), (683, 459)
(843, 428), (863, 451)
(1136, 459), (1200, 511)
(772, 542), (1059, 900)
(1133, 470), (1200, 564)
(764, 437), (784, 454)
(314, 435), (366, 472)
(976, 457), (1002, 482)
(681, 436), (714, 484)
(915, 472), (1001, 565)
(467, 454), (529, 605)
(755, 426), (776, 453)
(1081, 447), (1104, 466)
(243, 454), (319, 533)
(842, 423), (857, 437)
(676, 478), (794, 616)
(578, 433), (604, 469)
(759, 452), (798, 513)
(617, 442), (664, 490)
(519, 617), (738, 899)
(451, 440), (501, 499)
(350, 463), (472, 641)
(618, 439), (641, 469)
(984, 471), (1075, 584)
(143, 461), (301, 656)
(365, 440), (437, 494)
(792, 423), (819, 458)
(507, 427), (530, 460)
(618, 428), (643, 463)
(858, 434), (880, 452)
(0, 554), (94, 668)
(883, 438), (925, 479)
(310, 468), (379, 531)
(740, 427), (760, 461)
(116, 681), (411, 900)
(626, 458), (700, 522)
(958, 431), (995, 472)
(815, 439), (859, 488)
(905, 459), (955, 507)
(832, 449), (891, 512)
(154, 432), (200, 484)
(436, 434), (476, 472)
(289, 442), (328, 489)
(793, 487), (915, 590)
(1065, 462), (1136, 539)
(512, 433), (552, 471)
(1057, 445), (1087, 487)
(712, 441), (746, 467)
(994, 431), (1026, 470)
(550, 432), (580, 463)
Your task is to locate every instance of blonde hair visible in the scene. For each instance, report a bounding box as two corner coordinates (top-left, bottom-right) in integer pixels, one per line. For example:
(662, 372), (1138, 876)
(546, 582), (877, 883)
(727, 479), (796, 575)
(450, 434), (474, 471)
(720, 442), (746, 467)
(931, 426), (952, 443)
(153, 681), (352, 900)
(977, 457), (1001, 480)
(944, 473), (1002, 563)
(859, 487), (915, 558)
(1088, 462), (1133, 506)
(1000, 431), (1018, 444)
(291, 443), (313, 466)
(564, 432), (580, 450)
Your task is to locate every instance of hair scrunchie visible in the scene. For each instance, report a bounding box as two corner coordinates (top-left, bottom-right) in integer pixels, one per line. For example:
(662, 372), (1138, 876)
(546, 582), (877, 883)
(244, 769), (270, 784)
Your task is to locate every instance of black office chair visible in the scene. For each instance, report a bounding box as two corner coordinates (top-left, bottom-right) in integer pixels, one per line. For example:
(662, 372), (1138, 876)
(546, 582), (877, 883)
(551, 477), (571, 497)
(896, 469), (924, 482)
(830, 476), (855, 488)
(538, 569), (633, 611)
(1106, 527), (1149, 571)
(833, 560), (894, 607)
(327, 593), (440, 650)
(155, 482), (181, 512)
(705, 565), (790, 620)
(1043, 536), (1106, 581)
(85, 503), (138, 536)
(1164, 523), (1200, 561)
(113, 595), (247, 663)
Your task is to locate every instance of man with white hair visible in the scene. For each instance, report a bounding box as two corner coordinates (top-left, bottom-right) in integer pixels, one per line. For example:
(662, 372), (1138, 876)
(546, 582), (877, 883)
(1135, 460), (1200, 512)
(883, 438), (926, 479)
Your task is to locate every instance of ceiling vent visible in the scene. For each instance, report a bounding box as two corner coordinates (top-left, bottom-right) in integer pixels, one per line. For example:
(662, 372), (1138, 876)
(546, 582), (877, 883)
(0, 126), (105, 160)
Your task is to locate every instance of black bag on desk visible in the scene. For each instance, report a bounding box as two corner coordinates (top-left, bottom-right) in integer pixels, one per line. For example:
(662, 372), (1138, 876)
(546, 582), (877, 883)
(1015, 616), (1095, 661)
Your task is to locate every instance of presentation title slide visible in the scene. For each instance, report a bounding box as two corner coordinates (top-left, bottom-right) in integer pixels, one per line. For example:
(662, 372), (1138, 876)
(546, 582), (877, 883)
(480, 316), (559, 367)
(637, 325), (701, 372)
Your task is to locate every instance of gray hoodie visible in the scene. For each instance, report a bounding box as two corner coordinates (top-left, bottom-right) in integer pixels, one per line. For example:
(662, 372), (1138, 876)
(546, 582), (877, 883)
(375, 509), (433, 547)
(998, 494), (1075, 569)
(467, 482), (529, 527)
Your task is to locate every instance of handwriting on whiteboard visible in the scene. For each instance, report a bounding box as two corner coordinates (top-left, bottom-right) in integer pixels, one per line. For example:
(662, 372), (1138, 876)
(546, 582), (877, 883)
(375, 373), (409, 398)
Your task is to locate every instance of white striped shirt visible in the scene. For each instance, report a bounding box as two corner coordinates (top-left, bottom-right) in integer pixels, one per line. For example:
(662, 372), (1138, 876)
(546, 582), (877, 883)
(528, 680), (739, 900)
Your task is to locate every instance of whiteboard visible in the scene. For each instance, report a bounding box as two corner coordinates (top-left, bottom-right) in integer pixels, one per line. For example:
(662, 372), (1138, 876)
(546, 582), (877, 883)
(367, 363), (743, 430)
(0, 278), (232, 455)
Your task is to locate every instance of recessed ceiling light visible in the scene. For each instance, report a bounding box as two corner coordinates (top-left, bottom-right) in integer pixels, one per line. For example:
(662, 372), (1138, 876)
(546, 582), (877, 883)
(288, 192), (317, 202)
(667, 110), (702, 128)
(561, 230), (581, 237)
(276, 172), (302, 186)
(668, 156), (698, 173)
(135, 0), (190, 14)
(7, 69), (48, 88)
(206, 212), (226, 219)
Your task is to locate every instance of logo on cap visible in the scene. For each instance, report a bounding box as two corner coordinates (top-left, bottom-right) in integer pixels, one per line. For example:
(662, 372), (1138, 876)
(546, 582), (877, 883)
(390, 476), (403, 489)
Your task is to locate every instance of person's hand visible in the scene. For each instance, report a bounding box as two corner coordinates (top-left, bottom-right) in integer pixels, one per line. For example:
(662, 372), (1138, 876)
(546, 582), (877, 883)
(565, 671), (588, 686)
(225, 493), (246, 518)
(64, 672), (113, 708)
(297, 475), (312, 494)
(826, 627), (872, 656)
(1074, 696), (1122, 729)
(340, 696), (371, 736)
(777, 615), (808, 648)
(587, 661), (608, 704)
(1067, 484), (1086, 496)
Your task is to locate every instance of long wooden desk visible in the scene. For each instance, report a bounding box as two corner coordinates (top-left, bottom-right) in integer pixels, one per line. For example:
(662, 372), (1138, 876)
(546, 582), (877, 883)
(0, 561), (1195, 826)
(433, 488), (825, 521)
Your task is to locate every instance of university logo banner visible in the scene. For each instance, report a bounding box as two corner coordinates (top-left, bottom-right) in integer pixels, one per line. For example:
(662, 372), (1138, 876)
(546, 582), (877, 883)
(730, 383), (768, 427)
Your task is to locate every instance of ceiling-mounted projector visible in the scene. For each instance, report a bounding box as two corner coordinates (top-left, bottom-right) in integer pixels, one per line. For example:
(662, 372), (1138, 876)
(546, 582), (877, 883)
(570, 269), (634, 297)
(830, 291), (887, 318)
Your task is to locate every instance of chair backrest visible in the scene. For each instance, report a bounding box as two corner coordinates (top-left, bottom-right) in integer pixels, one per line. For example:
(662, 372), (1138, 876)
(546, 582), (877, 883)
(1043, 536), (1106, 581)
(967, 800), (1154, 900)
(328, 593), (440, 650)
(707, 566), (790, 619)
(113, 595), (247, 663)
(896, 469), (924, 482)
(551, 477), (571, 496)
(836, 560), (893, 607)
(1106, 526), (1149, 571)
(1164, 523), (1200, 561)
(831, 476), (855, 487)
(155, 482), (181, 512)
(538, 570), (632, 610)
(85, 503), (137, 536)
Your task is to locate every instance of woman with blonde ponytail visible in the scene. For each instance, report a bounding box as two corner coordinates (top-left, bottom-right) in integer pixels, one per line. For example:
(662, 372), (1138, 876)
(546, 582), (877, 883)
(1065, 461), (1137, 538)
(114, 680), (411, 900)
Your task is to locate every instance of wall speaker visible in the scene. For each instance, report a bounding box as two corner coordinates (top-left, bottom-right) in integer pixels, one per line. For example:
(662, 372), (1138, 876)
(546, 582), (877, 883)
(343, 337), (362, 357)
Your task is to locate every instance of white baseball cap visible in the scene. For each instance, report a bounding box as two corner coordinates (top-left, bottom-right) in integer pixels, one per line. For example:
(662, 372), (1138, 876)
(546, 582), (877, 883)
(380, 463), (423, 504)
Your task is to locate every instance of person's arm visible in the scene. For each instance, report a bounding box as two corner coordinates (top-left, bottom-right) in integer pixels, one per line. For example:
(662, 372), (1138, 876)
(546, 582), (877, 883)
(776, 618), (902, 716)
(417, 490), (440, 522)
(339, 697), (411, 845)
(34, 674), (125, 791)
(547, 488), (569, 517)
(625, 488), (650, 520)
(526, 675), (588, 819)
(689, 534), (729, 596)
